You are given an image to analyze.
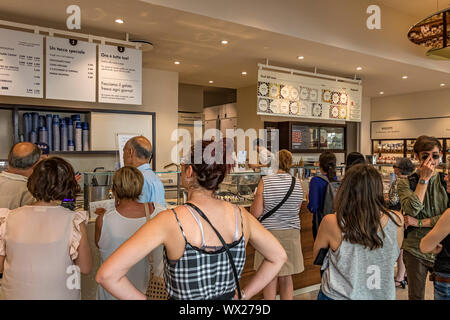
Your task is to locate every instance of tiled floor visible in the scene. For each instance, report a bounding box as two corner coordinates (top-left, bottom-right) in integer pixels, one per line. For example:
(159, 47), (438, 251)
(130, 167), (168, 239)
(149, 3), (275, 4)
(293, 278), (434, 300)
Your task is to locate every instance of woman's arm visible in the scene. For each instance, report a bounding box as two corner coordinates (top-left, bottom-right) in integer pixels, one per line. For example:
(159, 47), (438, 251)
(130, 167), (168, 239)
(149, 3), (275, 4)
(420, 209), (450, 254)
(240, 211), (287, 300)
(313, 214), (335, 260)
(75, 222), (92, 274)
(249, 180), (264, 218)
(95, 210), (171, 300)
(94, 214), (103, 248)
(0, 255), (4, 273)
(392, 211), (405, 250)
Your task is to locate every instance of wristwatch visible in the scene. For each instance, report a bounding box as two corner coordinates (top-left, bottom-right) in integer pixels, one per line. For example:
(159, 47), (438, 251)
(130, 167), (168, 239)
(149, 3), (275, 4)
(419, 179), (429, 185)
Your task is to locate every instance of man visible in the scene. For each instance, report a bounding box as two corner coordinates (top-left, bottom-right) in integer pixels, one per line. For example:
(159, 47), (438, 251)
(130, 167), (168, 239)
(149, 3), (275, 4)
(0, 142), (41, 209)
(123, 136), (166, 206)
(398, 135), (450, 300)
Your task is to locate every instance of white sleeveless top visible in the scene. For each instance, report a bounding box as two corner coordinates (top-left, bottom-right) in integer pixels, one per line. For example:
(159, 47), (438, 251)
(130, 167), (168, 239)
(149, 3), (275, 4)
(97, 208), (150, 300)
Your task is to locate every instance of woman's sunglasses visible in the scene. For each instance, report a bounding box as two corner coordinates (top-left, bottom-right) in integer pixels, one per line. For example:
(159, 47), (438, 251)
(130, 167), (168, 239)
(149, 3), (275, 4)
(421, 154), (440, 161)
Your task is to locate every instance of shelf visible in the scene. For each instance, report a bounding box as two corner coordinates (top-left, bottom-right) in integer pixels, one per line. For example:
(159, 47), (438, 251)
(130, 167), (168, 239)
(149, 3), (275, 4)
(50, 150), (117, 155)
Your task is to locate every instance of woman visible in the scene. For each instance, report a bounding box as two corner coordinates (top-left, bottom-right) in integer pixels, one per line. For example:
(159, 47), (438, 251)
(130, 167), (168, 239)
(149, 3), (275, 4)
(250, 149), (304, 300)
(96, 139), (287, 300)
(307, 151), (338, 239)
(345, 151), (366, 172)
(95, 166), (153, 300)
(387, 158), (415, 289)
(0, 157), (92, 299)
(420, 208), (450, 300)
(314, 164), (404, 300)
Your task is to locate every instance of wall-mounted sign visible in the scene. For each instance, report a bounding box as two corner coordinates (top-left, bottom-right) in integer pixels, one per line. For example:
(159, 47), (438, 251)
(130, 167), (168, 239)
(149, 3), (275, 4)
(0, 29), (43, 98)
(371, 117), (450, 140)
(46, 37), (96, 102)
(98, 44), (142, 105)
(257, 69), (362, 122)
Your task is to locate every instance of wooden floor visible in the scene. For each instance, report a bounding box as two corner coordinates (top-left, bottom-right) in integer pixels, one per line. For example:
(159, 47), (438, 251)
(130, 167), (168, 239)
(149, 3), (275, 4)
(240, 202), (321, 299)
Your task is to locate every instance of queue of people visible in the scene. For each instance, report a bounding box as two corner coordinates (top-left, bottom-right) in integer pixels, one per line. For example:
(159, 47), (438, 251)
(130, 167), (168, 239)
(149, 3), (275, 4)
(0, 134), (449, 300)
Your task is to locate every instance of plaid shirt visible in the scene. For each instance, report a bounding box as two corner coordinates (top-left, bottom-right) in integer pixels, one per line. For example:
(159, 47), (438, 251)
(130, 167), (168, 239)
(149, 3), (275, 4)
(163, 208), (246, 300)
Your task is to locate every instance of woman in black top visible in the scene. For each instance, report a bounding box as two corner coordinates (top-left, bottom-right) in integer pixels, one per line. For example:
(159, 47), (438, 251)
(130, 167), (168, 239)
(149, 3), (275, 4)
(420, 207), (450, 300)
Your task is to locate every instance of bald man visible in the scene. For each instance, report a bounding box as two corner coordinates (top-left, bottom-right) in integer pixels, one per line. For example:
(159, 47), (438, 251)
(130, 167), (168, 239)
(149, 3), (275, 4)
(123, 136), (166, 206)
(0, 142), (41, 209)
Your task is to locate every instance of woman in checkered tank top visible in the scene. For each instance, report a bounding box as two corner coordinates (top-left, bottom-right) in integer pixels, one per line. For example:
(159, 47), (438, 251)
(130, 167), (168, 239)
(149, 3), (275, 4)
(96, 139), (287, 300)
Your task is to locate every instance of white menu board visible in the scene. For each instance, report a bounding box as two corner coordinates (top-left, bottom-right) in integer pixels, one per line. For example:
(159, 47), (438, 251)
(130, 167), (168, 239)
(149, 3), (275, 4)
(46, 37), (96, 102)
(98, 44), (142, 105)
(0, 29), (43, 98)
(257, 69), (363, 122)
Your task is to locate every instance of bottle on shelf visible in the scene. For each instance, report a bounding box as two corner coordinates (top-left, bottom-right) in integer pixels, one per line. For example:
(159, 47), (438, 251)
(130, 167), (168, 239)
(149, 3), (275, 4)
(30, 130), (37, 144)
(68, 140), (75, 151)
(67, 118), (74, 145)
(52, 115), (60, 152)
(23, 113), (31, 142)
(60, 121), (68, 151)
(82, 122), (89, 151)
(75, 121), (82, 151)
(31, 112), (39, 133)
(38, 126), (48, 145)
(46, 114), (53, 151)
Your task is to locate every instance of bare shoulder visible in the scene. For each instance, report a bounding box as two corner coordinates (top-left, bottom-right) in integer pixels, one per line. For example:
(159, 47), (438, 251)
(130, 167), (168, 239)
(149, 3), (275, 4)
(322, 214), (340, 234)
(390, 210), (404, 225)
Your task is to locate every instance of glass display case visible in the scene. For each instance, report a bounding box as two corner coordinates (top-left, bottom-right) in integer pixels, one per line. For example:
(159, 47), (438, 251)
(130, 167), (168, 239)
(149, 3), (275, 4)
(216, 171), (262, 207)
(83, 170), (114, 211)
(155, 170), (185, 207)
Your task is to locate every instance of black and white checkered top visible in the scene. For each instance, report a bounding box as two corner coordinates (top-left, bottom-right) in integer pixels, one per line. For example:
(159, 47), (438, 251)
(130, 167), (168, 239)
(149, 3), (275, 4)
(163, 204), (246, 300)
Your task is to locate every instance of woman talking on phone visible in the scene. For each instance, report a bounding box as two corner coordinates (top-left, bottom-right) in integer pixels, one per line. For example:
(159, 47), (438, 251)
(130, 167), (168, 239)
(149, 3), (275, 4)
(398, 135), (450, 300)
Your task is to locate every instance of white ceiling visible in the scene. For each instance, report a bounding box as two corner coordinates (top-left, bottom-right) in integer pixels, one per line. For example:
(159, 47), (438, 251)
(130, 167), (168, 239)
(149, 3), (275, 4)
(376, 0), (450, 19)
(0, 0), (449, 98)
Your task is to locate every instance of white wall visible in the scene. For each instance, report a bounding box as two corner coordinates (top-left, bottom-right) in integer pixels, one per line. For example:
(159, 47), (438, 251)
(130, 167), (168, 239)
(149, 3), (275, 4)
(360, 96), (372, 155)
(0, 68), (179, 171)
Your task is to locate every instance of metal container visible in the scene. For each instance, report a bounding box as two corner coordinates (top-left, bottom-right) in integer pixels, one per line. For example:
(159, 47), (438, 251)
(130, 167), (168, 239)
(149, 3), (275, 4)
(83, 170), (114, 211)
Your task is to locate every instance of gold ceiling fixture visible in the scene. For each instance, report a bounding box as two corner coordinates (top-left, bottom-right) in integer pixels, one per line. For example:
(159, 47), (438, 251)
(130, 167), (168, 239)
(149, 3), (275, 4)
(407, 7), (450, 59)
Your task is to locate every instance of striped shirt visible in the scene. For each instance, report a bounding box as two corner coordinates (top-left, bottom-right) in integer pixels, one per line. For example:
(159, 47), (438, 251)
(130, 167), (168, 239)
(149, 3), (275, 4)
(261, 173), (303, 230)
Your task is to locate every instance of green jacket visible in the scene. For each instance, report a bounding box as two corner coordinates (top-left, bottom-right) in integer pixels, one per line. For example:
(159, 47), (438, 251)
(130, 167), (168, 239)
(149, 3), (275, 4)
(398, 173), (449, 263)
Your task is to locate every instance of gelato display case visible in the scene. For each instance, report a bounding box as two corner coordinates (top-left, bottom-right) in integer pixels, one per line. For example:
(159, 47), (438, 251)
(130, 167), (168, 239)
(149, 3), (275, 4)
(216, 171), (263, 207)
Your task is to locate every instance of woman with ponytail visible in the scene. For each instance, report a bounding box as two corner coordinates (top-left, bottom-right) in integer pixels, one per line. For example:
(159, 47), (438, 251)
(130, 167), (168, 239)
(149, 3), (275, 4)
(96, 139), (286, 300)
(307, 152), (338, 239)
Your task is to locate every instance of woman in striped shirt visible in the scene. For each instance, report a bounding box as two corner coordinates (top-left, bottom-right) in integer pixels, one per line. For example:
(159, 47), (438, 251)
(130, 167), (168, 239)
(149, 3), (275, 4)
(250, 149), (305, 300)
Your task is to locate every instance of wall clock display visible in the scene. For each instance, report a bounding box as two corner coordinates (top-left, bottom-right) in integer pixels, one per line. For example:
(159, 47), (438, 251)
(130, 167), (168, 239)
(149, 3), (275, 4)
(258, 82), (269, 97)
(258, 98), (269, 112)
(312, 103), (323, 117)
(331, 92), (340, 104)
(330, 105), (339, 118)
(280, 85), (290, 99)
(269, 83), (280, 99)
(279, 100), (290, 114)
(290, 87), (299, 100)
(290, 101), (299, 115)
(269, 99), (280, 113)
(340, 92), (348, 105)
(309, 89), (318, 102)
(300, 87), (310, 101)
(322, 90), (332, 103)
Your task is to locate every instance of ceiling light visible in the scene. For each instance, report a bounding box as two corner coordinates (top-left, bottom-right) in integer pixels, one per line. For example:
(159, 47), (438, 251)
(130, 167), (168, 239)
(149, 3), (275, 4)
(241, 71), (247, 75)
(209, 80), (214, 84)
(379, 91), (384, 95)
(402, 75), (408, 79)
(221, 40), (228, 45)
(440, 83), (446, 87)
(115, 19), (124, 24)
(356, 67), (362, 71)
(297, 56), (304, 60)
(174, 61), (180, 65)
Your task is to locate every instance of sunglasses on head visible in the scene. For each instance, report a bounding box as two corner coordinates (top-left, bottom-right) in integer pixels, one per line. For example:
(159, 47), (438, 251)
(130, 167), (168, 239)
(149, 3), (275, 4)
(421, 154), (440, 161)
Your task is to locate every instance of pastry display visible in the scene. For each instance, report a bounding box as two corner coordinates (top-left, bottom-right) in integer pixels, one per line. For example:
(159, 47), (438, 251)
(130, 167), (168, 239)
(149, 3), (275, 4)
(258, 82), (269, 96)
(269, 83), (280, 99)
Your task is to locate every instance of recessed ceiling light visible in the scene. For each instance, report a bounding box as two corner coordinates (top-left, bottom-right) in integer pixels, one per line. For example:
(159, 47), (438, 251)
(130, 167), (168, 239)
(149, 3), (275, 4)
(297, 56), (304, 60)
(241, 71), (247, 75)
(115, 19), (124, 24)
(356, 67), (362, 71)
(221, 40), (228, 45)
(379, 91), (384, 95)
(174, 61), (180, 65)
(402, 75), (408, 79)
(440, 83), (446, 87)
(209, 80), (214, 84)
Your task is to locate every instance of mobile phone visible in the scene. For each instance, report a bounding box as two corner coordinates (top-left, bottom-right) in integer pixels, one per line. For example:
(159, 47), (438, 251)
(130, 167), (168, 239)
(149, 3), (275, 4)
(61, 198), (75, 211)
(314, 248), (329, 266)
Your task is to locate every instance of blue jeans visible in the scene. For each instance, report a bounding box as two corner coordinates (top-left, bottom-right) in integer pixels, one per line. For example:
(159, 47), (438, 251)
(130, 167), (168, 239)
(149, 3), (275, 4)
(317, 288), (333, 300)
(434, 272), (450, 300)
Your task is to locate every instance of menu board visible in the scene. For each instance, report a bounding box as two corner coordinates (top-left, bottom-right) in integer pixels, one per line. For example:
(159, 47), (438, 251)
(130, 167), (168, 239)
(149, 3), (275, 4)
(0, 29), (43, 98)
(291, 125), (312, 150)
(257, 69), (362, 122)
(98, 44), (142, 105)
(46, 37), (96, 102)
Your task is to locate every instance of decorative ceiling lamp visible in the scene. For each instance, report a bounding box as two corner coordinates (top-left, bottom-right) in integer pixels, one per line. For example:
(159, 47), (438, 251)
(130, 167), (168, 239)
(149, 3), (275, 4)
(407, 7), (450, 59)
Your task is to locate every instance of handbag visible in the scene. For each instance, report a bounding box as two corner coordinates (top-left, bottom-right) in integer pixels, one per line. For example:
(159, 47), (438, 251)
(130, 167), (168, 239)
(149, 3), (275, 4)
(259, 176), (296, 222)
(144, 202), (169, 300)
(186, 202), (243, 300)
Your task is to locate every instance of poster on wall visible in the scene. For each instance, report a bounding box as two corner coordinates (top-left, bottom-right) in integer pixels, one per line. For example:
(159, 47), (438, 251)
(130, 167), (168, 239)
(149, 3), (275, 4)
(46, 37), (96, 102)
(257, 68), (363, 122)
(98, 44), (142, 105)
(0, 28), (43, 98)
